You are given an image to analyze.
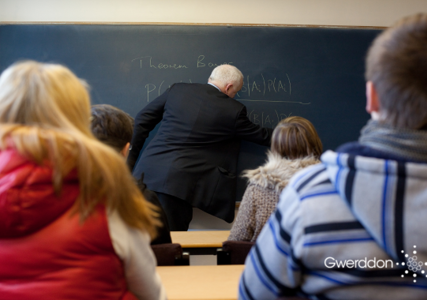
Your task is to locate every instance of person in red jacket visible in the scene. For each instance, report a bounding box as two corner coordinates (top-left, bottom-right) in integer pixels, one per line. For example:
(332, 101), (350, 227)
(0, 61), (166, 300)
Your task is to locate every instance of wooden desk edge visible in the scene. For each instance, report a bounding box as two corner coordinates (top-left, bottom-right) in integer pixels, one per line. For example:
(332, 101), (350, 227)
(170, 231), (230, 248)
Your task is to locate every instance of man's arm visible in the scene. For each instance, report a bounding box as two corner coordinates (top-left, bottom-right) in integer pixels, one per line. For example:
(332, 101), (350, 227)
(127, 89), (170, 171)
(238, 185), (302, 300)
(234, 106), (273, 146)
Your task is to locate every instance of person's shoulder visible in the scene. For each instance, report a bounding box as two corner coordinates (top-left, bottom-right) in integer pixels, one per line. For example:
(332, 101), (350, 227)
(229, 97), (245, 107)
(286, 161), (330, 196)
(217, 96), (245, 113)
(275, 161), (332, 235)
(169, 83), (213, 95)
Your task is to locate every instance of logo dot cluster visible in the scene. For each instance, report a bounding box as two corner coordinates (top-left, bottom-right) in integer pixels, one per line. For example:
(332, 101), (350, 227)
(397, 245), (426, 283)
(407, 256), (423, 272)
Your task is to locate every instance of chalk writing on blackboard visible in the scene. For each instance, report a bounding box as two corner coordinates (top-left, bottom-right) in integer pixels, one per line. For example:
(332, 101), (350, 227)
(132, 56), (189, 70)
(196, 55), (233, 68)
(240, 74), (292, 96)
(142, 73), (295, 103)
(132, 55), (233, 70)
(132, 55), (303, 105)
(248, 110), (293, 128)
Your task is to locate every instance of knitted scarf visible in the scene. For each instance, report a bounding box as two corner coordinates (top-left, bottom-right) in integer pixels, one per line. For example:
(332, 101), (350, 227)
(359, 120), (427, 162)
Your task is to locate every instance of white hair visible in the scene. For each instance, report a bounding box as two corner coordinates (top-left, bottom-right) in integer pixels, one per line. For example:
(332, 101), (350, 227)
(209, 64), (243, 86)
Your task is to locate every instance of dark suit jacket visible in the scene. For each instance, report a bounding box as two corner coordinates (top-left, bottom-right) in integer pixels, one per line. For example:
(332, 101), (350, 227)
(128, 83), (272, 222)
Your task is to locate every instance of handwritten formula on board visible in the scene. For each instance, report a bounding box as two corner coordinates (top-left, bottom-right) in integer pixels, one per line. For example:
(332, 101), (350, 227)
(132, 55), (311, 129)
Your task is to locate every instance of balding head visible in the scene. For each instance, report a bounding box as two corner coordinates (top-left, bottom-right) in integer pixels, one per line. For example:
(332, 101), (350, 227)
(208, 64), (243, 99)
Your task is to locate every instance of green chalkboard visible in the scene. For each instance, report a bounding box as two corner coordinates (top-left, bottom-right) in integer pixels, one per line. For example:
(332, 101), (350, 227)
(0, 24), (381, 200)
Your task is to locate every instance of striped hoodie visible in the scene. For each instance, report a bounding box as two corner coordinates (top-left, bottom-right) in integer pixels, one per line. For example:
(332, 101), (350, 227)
(239, 149), (427, 300)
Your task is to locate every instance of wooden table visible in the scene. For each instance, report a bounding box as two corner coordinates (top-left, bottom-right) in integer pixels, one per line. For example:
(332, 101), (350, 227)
(157, 265), (244, 300)
(171, 230), (230, 255)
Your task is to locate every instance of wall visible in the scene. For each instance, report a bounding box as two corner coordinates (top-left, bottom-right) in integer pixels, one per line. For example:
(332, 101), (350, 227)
(0, 0), (426, 27)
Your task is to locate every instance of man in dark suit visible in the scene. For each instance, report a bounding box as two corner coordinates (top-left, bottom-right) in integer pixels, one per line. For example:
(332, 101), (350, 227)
(128, 65), (273, 230)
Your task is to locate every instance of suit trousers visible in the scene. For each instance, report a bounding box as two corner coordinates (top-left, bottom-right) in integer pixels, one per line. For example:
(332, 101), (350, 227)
(156, 192), (193, 231)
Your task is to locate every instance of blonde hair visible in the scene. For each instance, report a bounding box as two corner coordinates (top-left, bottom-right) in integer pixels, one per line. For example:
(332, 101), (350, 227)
(271, 116), (323, 159)
(0, 61), (158, 238)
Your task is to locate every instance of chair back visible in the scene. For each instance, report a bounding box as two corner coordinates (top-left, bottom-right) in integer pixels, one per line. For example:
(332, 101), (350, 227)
(150, 243), (189, 266)
(217, 240), (255, 265)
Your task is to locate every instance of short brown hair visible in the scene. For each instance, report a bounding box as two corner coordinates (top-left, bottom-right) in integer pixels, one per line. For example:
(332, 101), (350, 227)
(271, 116), (322, 159)
(90, 104), (134, 152)
(365, 13), (427, 129)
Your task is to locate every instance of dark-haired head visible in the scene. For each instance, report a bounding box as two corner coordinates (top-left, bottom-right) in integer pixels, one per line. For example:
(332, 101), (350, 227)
(90, 104), (134, 155)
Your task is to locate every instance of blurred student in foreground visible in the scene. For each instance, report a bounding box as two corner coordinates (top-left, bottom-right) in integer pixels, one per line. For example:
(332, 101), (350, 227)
(0, 61), (166, 300)
(228, 116), (321, 242)
(239, 13), (427, 300)
(90, 104), (172, 245)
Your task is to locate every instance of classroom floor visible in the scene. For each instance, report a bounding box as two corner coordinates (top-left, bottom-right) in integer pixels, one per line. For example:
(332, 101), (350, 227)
(190, 254), (217, 265)
(188, 208), (234, 230)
